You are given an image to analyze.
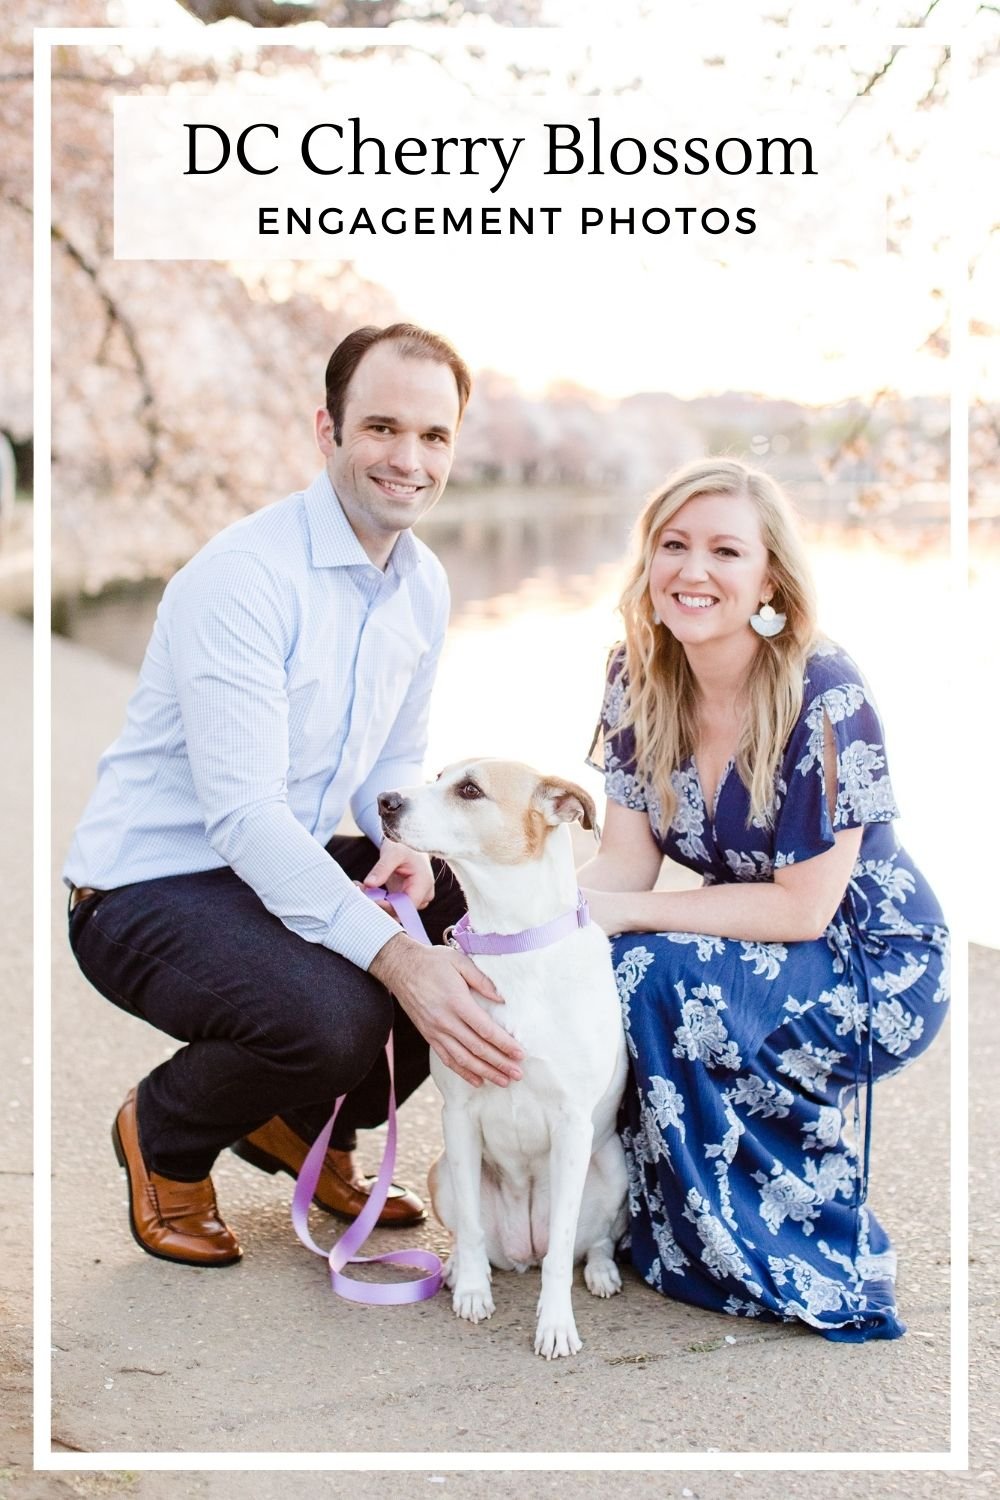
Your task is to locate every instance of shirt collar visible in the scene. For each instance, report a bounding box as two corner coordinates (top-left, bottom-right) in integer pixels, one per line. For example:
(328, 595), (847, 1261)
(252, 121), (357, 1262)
(304, 470), (420, 578)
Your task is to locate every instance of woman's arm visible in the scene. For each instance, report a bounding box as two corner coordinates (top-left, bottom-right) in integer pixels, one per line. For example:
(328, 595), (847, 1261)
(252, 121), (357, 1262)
(576, 800), (664, 893)
(582, 713), (863, 945)
(584, 824), (862, 943)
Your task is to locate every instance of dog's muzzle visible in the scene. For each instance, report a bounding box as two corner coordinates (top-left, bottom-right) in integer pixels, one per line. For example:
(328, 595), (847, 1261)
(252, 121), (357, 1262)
(377, 789), (407, 839)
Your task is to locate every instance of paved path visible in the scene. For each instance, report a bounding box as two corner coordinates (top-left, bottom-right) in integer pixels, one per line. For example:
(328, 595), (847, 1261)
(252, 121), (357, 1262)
(2, 612), (997, 1497)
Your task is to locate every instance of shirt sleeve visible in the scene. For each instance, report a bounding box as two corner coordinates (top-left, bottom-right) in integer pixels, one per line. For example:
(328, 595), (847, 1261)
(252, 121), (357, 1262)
(585, 645), (649, 813)
(350, 576), (451, 846)
(773, 666), (901, 868)
(168, 549), (404, 970)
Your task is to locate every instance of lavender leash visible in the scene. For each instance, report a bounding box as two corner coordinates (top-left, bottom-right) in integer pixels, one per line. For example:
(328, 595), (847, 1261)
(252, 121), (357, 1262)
(290, 888), (443, 1305)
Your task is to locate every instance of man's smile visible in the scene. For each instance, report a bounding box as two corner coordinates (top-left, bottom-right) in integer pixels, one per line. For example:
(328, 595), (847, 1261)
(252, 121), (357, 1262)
(370, 476), (423, 497)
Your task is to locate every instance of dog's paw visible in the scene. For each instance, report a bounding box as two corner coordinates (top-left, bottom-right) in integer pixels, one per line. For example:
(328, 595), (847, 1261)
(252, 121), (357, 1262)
(442, 1254), (455, 1290)
(584, 1256), (622, 1298)
(533, 1314), (582, 1360)
(452, 1284), (495, 1324)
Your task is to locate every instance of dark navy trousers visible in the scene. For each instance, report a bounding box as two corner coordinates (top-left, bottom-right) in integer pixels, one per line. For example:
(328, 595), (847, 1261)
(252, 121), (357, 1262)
(68, 836), (465, 1181)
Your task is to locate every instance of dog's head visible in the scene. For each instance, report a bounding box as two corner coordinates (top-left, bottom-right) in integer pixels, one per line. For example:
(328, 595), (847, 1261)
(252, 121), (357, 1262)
(377, 759), (598, 865)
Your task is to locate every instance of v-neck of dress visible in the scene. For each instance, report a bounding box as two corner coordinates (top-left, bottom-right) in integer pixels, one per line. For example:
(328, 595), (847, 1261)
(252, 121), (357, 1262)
(693, 755), (735, 824)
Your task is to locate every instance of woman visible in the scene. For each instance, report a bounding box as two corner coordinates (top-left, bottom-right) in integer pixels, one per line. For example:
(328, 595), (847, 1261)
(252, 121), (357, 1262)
(580, 458), (949, 1342)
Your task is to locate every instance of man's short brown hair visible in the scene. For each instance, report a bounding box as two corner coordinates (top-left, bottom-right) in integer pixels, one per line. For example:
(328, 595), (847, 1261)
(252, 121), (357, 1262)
(324, 323), (472, 445)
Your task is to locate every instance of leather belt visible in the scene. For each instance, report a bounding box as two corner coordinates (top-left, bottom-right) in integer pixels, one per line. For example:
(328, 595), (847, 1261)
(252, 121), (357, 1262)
(69, 885), (100, 911)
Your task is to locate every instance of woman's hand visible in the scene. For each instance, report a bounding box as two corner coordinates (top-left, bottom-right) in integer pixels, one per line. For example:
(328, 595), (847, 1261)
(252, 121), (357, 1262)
(576, 800), (662, 937)
(581, 887), (629, 937)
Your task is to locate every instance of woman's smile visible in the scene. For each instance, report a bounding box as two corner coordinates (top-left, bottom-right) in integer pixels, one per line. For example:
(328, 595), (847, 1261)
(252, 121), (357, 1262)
(672, 591), (719, 612)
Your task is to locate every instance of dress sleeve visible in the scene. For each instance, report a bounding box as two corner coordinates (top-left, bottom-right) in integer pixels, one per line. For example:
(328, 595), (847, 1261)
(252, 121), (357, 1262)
(585, 645), (649, 813)
(773, 664), (901, 867)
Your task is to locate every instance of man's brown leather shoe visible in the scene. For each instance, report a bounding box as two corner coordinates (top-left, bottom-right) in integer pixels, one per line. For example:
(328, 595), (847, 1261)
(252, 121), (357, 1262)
(111, 1089), (242, 1267)
(231, 1115), (426, 1227)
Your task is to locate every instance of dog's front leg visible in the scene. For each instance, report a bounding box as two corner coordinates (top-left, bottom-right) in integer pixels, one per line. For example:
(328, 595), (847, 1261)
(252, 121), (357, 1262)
(535, 1116), (594, 1359)
(441, 1102), (495, 1324)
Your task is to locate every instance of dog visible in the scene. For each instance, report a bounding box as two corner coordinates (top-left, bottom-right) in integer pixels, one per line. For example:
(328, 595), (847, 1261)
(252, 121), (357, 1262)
(378, 759), (628, 1359)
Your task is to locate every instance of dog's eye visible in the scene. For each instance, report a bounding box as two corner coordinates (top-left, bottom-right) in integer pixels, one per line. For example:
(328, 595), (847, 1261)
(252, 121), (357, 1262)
(456, 780), (485, 801)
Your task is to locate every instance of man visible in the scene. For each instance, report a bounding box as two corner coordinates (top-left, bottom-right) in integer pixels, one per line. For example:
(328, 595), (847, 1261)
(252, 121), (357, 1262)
(65, 322), (524, 1268)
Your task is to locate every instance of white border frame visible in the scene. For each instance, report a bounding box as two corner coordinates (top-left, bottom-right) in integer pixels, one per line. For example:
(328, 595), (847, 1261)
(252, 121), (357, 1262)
(33, 17), (972, 1475)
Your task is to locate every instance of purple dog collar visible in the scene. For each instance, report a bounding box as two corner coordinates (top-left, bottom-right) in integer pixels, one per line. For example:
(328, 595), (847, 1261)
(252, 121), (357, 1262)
(449, 891), (591, 957)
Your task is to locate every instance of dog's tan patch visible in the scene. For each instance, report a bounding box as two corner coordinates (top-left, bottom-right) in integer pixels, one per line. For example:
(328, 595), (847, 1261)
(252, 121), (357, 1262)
(522, 806), (549, 859)
(476, 761), (549, 863)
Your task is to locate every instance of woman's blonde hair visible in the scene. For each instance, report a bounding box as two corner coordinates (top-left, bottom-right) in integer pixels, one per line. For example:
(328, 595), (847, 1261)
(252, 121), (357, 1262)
(617, 457), (819, 827)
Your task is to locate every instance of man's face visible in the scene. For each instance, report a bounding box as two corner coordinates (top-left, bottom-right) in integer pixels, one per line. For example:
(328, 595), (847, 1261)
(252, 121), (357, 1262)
(316, 342), (461, 565)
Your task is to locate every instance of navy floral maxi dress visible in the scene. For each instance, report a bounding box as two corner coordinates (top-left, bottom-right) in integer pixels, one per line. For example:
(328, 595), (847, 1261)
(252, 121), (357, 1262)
(589, 640), (949, 1341)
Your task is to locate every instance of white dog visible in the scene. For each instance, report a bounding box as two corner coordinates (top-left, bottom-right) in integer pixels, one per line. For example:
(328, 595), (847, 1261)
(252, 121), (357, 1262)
(378, 759), (628, 1360)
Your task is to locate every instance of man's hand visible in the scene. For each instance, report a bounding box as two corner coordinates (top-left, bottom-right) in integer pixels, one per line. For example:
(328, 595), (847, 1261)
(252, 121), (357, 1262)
(363, 839), (436, 909)
(369, 934), (524, 1089)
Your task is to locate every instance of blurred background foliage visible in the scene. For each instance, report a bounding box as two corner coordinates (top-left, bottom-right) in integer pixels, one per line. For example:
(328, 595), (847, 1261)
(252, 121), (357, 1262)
(0, 0), (996, 596)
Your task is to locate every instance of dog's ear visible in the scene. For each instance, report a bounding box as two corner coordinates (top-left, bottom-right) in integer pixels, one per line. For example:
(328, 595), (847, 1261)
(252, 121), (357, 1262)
(535, 778), (599, 832)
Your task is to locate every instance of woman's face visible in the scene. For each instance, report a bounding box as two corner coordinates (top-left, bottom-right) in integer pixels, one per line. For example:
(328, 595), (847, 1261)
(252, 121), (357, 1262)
(647, 490), (773, 651)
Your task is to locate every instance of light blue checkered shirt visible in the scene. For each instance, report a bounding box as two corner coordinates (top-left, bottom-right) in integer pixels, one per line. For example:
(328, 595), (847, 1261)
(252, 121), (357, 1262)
(64, 471), (450, 969)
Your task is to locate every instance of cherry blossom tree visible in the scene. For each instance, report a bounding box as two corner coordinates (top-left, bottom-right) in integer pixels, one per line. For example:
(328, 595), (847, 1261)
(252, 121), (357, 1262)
(2, 0), (996, 588)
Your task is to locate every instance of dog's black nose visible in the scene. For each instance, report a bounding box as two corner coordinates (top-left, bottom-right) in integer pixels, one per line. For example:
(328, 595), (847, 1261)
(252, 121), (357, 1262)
(378, 791), (404, 816)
